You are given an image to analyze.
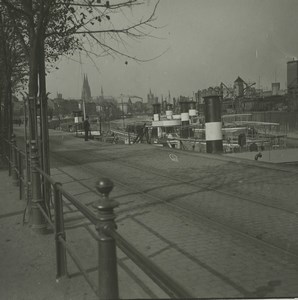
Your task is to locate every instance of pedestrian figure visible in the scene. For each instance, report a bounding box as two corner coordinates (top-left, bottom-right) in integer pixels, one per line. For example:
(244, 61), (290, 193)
(83, 116), (90, 141)
(255, 152), (262, 161)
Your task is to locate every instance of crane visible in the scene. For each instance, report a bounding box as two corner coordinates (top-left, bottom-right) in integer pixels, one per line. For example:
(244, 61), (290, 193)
(221, 78), (256, 113)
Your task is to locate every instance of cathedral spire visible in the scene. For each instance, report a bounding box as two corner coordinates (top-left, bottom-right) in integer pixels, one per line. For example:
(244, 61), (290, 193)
(81, 73), (91, 101)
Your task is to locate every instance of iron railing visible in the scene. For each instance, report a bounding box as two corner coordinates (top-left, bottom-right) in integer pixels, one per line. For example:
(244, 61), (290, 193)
(0, 135), (193, 299)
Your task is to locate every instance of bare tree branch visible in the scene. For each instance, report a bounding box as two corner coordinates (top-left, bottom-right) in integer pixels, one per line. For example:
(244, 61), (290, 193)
(58, 0), (142, 9)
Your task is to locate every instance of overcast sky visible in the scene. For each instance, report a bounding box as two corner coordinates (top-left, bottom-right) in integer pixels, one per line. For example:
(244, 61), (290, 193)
(46, 0), (298, 101)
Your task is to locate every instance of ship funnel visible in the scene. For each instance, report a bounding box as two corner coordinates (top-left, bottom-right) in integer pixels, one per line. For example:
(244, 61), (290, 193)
(203, 95), (223, 153)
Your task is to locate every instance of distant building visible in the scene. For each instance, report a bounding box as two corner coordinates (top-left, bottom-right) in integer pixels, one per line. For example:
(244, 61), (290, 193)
(241, 95), (287, 112)
(233, 76), (245, 97)
(118, 102), (128, 114)
(50, 98), (81, 117)
(97, 86), (104, 103)
(287, 60), (298, 96)
(147, 89), (158, 105)
(168, 91), (172, 104)
(272, 83), (280, 96)
(96, 86), (116, 104)
(147, 89), (154, 104)
(262, 90), (272, 98)
(179, 95), (190, 102)
(81, 74), (92, 102)
(201, 87), (221, 99)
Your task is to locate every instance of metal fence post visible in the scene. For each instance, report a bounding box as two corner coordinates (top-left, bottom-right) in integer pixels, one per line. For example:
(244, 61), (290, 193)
(54, 182), (67, 279)
(25, 140), (31, 202)
(93, 178), (119, 300)
(30, 140), (47, 233)
(19, 152), (24, 200)
(10, 134), (19, 186)
(7, 137), (11, 176)
(0, 135), (4, 161)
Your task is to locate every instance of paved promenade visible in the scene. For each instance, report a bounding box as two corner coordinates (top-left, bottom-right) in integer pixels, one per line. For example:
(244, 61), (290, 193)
(1, 127), (298, 299)
(0, 159), (97, 300)
(0, 130), (168, 299)
(0, 159), (168, 299)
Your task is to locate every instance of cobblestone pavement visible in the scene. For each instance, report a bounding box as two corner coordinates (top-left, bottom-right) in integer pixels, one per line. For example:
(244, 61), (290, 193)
(9, 127), (298, 298)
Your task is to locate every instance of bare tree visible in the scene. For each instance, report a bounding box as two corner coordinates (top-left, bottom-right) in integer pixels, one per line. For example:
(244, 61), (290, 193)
(52, 0), (161, 61)
(0, 0), (160, 213)
(0, 0), (160, 135)
(0, 9), (27, 141)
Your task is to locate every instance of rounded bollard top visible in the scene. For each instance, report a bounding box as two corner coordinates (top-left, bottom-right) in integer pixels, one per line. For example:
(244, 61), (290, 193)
(96, 178), (114, 197)
(94, 178), (118, 212)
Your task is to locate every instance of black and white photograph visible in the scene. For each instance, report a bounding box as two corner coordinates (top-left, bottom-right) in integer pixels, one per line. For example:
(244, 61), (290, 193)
(1, 0), (298, 299)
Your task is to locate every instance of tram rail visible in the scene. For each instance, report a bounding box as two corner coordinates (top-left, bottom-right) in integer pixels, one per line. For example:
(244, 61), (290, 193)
(49, 148), (298, 262)
(50, 143), (298, 215)
(5, 130), (298, 297)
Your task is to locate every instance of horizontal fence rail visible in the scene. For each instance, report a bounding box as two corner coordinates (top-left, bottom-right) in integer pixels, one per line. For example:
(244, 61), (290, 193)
(1, 136), (28, 202)
(108, 228), (193, 299)
(34, 167), (99, 295)
(1, 134), (193, 299)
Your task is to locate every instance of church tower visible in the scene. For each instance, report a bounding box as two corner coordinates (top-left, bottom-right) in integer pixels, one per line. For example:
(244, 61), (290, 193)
(101, 86), (103, 97)
(168, 90), (171, 103)
(147, 89), (154, 105)
(81, 74), (92, 102)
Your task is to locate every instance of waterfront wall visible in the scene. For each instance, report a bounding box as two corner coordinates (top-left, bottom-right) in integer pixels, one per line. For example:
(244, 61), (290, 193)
(251, 111), (298, 132)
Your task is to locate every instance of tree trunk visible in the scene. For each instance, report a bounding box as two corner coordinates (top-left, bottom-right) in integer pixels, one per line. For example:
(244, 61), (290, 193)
(0, 12), (13, 148)
(28, 31), (39, 142)
(39, 32), (51, 212)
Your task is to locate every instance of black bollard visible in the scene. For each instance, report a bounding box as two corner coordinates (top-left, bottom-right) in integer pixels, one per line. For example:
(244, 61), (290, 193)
(54, 182), (67, 279)
(93, 178), (119, 300)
